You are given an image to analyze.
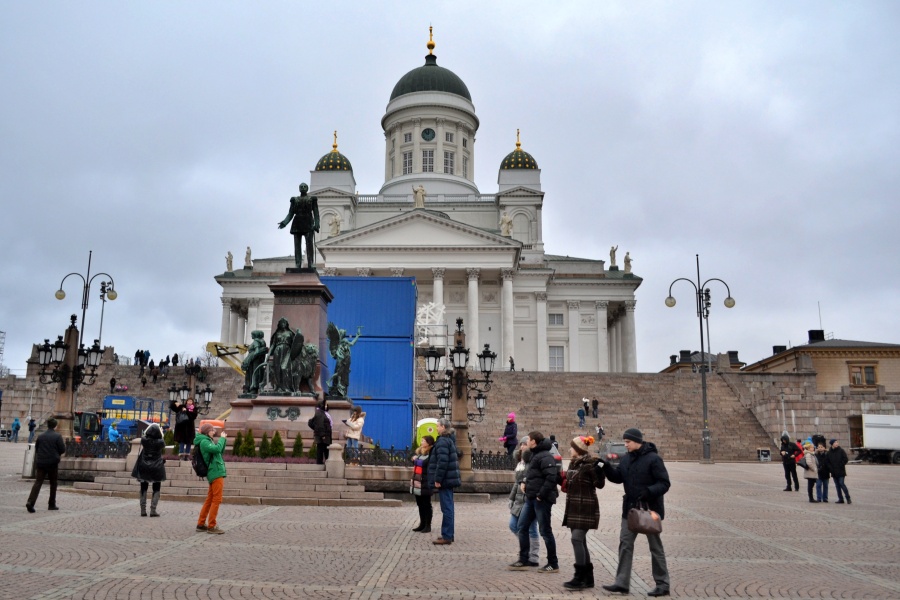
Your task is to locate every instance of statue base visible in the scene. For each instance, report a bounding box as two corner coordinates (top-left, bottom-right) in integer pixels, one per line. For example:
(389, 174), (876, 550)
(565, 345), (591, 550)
(609, 265), (619, 271)
(226, 395), (354, 445)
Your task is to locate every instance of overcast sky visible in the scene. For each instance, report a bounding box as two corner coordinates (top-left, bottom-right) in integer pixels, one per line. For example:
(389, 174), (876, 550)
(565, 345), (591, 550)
(2, 2), (899, 377)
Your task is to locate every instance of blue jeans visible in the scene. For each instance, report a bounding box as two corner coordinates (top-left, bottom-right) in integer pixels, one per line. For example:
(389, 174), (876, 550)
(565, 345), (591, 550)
(833, 476), (850, 501)
(517, 497), (557, 567)
(438, 487), (454, 541)
(28, 431), (35, 444)
(345, 438), (359, 461)
(816, 478), (829, 501)
(179, 442), (191, 455)
(509, 512), (539, 539)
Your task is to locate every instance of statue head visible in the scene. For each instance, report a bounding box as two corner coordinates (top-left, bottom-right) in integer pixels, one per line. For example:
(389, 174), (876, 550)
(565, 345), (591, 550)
(277, 317), (289, 331)
(299, 183), (309, 194)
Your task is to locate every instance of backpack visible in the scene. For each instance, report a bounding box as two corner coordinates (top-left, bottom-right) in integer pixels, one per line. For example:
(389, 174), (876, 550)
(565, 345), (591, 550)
(191, 443), (210, 477)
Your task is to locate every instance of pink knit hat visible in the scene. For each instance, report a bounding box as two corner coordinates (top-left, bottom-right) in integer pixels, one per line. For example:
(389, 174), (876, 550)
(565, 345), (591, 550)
(507, 412), (516, 420)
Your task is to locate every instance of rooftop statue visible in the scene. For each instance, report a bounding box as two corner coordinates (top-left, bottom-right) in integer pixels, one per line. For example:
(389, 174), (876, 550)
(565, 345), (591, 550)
(412, 184), (427, 208)
(245, 246), (252, 268)
(326, 322), (363, 398)
(499, 211), (513, 236)
(328, 213), (342, 237)
(624, 252), (633, 274)
(278, 183), (320, 269)
(226, 251), (233, 272)
(609, 245), (618, 268)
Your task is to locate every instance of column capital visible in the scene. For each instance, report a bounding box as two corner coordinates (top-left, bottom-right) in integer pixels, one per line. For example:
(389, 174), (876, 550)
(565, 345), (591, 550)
(567, 300), (580, 311)
(248, 298), (260, 308)
(466, 267), (480, 281)
(320, 267), (337, 276)
(535, 291), (547, 302)
(390, 267), (405, 277)
(624, 300), (637, 312)
(595, 300), (609, 311)
(436, 117), (445, 126)
(431, 267), (446, 280)
(413, 117), (422, 126)
(356, 267), (372, 277)
(221, 297), (231, 308)
(501, 268), (515, 281)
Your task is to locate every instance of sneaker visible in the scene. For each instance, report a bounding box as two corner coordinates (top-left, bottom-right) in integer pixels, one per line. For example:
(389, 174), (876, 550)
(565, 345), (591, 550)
(196, 524), (208, 531)
(536, 564), (559, 573)
(508, 560), (539, 570)
(207, 526), (225, 535)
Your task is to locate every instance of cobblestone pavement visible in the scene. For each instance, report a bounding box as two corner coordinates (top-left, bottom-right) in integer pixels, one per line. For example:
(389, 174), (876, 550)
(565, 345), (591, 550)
(2, 442), (899, 599)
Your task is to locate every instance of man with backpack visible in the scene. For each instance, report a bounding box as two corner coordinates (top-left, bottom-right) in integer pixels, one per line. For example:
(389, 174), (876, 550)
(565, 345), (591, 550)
(194, 422), (227, 534)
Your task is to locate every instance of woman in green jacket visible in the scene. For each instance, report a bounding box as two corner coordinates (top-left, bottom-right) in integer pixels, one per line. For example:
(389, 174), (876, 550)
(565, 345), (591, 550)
(194, 423), (228, 534)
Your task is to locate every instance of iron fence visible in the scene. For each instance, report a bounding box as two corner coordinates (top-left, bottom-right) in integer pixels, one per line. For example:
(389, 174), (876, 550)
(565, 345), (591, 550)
(343, 446), (516, 470)
(64, 439), (131, 459)
(471, 449), (517, 471)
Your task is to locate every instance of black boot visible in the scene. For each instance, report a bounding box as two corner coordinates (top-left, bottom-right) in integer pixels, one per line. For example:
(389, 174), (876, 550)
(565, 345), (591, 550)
(420, 518), (431, 534)
(563, 564), (584, 589)
(139, 490), (147, 517)
(149, 491), (161, 517)
(412, 522), (424, 532)
(583, 563), (594, 588)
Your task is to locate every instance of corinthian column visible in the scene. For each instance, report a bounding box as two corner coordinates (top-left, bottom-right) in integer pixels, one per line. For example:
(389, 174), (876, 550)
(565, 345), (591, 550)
(536, 292), (548, 371)
(567, 300), (581, 372)
(432, 267), (445, 308)
(595, 300), (609, 372)
(501, 268), (515, 365)
(622, 300), (637, 372)
(466, 268), (480, 357)
(247, 299), (260, 340)
(220, 298), (231, 344)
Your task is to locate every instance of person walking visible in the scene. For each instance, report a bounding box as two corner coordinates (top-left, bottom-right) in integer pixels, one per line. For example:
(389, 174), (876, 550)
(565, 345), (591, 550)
(27, 416), (36, 444)
(591, 398), (599, 419)
(509, 439), (541, 567)
(499, 412), (518, 456)
(11, 417), (21, 443)
(826, 438), (851, 504)
(410, 435), (434, 533)
(343, 406), (365, 462)
(510, 430), (561, 573)
(131, 423), (167, 517)
(308, 400), (333, 465)
(170, 397), (198, 459)
(427, 418), (460, 545)
(779, 433), (802, 492)
(599, 428), (671, 597)
(109, 377), (117, 393)
(576, 407), (586, 428)
(561, 435), (606, 590)
(26, 418), (66, 513)
(800, 442), (819, 502)
(194, 422), (227, 534)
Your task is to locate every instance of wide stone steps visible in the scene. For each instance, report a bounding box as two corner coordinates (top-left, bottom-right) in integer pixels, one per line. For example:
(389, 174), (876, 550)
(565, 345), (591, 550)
(70, 460), (400, 507)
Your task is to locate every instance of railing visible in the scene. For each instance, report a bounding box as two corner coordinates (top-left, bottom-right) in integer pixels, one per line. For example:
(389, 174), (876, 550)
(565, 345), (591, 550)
(354, 194), (497, 204)
(64, 439), (131, 459)
(343, 445), (516, 470)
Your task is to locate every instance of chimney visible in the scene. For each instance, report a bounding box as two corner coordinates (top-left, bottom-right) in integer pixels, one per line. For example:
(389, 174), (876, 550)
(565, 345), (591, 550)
(728, 351), (740, 363)
(679, 350), (692, 363)
(669, 355), (678, 366)
(773, 345), (787, 355)
(808, 330), (825, 343)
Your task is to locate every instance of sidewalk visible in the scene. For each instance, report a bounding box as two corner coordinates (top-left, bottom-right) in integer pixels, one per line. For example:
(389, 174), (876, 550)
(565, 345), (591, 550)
(1, 441), (899, 599)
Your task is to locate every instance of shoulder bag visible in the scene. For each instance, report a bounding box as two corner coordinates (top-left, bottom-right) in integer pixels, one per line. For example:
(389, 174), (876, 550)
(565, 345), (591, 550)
(627, 502), (662, 535)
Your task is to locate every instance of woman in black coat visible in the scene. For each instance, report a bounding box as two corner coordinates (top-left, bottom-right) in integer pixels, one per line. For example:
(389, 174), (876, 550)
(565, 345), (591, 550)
(170, 398), (198, 458)
(131, 423), (167, 517)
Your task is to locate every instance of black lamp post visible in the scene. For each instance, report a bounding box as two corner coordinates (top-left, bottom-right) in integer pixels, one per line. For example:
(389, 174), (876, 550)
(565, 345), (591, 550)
(665, 254), (735, 463)
(423, 318), (496, 474)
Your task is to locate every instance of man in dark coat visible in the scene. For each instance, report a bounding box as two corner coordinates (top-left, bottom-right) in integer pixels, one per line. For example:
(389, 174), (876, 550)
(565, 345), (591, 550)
(510, 430), (561, 572)
(826, 438), (851, 504)
(780, 433), (802, 491)
(26, 417), (66, 512)
(599, 427), (671, 597)
(307, 400), (332, 465)
(427, 418), (460, 545)
(500, 412), (518, 456)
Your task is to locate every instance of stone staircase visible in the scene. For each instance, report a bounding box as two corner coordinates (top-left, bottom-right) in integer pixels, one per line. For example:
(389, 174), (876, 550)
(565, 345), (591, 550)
(71, 460), (401, 507)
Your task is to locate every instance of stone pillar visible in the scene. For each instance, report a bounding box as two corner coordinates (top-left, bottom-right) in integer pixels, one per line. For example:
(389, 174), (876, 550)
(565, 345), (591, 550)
(228, 305), (239, 345)
(567, 300), (580, 372)
(622, 300), (637, 372)
(595, 300), (610, 372)
(536, 292), (548, 371)
(436, 117), (445, 172)
(220, 298), (231, 343)
(413, 117), (422, 172)
(432, 268), (445, 308)
(501, 268), (515, 366)
(466, 268), (480, 357)
(236, 312), (246, 346)
(247, 299), (260, 338)
(609, 317), (619, 372)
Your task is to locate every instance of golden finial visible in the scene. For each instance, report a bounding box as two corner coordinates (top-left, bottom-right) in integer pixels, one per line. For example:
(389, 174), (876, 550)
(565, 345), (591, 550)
(332, 130), (338, 153)
(427, 26), (435, 55)
(515, 128), (522, 151)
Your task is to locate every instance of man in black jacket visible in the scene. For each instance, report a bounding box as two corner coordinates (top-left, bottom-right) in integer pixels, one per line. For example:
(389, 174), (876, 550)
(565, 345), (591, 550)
(779, 433), (802, 491)
(26, 418), (66, 513)
(510, 431), (561, 573)
(599, 428), (671, 597)
(826, 438), (851, 504)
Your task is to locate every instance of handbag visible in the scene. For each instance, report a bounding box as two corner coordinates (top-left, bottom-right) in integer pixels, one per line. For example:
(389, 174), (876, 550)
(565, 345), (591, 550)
(176, 411), (188, 425)
(798, 456), (809, 470)
(627, 502), (662, 535)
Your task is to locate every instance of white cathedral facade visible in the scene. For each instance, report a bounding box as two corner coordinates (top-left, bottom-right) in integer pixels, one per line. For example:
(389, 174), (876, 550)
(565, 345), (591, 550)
(216, 34), (641, 373)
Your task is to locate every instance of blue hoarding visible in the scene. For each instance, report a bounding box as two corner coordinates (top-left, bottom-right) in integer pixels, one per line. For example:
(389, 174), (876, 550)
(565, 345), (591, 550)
(352, 399), (413, 450)
(321, 276), (417, 338)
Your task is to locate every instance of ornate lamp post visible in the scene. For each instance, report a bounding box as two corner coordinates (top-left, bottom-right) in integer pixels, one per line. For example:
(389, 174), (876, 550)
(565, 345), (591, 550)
(665, 254), (735, 463)
(423, 318), (496, 474)
(35, 252), (117, 439)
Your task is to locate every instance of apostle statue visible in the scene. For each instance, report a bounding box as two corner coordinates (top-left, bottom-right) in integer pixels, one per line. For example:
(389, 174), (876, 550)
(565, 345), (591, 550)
(412, 184), (427, 208)
(499, 211), (513, 236)
(609, 245), (618, 268)
(624, 252), (633, 273)
(225, 251), (233, 272)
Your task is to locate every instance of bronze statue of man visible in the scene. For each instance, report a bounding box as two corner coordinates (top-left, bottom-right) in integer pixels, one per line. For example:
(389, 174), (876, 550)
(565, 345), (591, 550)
(278, 183), (320, 268)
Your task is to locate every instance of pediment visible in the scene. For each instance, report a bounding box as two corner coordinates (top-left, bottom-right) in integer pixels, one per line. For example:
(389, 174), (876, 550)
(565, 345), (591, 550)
(319, 210), (521, 250)
(497, 185), (544, 198)
(311, 187), (357, 198)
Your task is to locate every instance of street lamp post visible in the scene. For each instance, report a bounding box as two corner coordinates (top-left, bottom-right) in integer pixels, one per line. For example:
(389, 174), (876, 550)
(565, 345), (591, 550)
(423, 318), (496, 475)
(35, 252), (118, 439)
(665, 254), (735, 463)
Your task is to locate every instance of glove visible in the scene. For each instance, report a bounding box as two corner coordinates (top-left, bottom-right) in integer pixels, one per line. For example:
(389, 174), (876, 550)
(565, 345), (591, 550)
(637, 490), (649, 501)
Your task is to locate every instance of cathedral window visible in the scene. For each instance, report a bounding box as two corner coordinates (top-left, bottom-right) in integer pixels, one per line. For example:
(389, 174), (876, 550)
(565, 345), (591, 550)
(422, 150), (434, 173)
(402, 151), (412, 175)
(404, 132), (412, 143)
(549, 313), (564, 326)
(445, 132), (454, 143)
(549, 346), (565, 372)
(392, 138), (396, 149)
(443, 151), (455, 174)
(463, 156), (469, 177)
(462, 138), (467, 148)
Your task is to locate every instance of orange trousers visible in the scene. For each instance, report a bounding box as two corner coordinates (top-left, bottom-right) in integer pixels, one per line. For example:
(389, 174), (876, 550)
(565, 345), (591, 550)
(198, 477), (224, 528)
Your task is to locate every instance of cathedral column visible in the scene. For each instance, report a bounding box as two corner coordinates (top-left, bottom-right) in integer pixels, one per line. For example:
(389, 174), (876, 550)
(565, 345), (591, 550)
(609, 316), (619, 372)
(595, 300), (610, 372)
(432, 267), (445, 307)
(413, 118), (422, 172)
(228, 306), (239, 345)
(536, 292), (548, 371)
(236, 310), (246, 346)
(466, 268), (480, 357)
(220, 298), (231, 344)
(436, 118), (445, 172)
(622, 300), (637, 372)
(247, 299), (260, 338)
(501, 268), (515, 365)
(567, 300), (581, 372)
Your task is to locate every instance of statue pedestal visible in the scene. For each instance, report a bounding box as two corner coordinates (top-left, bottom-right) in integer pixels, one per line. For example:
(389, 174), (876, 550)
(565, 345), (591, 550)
(226, 396), (352, 446)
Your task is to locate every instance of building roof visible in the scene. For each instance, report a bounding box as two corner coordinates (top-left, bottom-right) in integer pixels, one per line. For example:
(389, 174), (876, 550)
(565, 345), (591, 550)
(389, 54), (472, 101)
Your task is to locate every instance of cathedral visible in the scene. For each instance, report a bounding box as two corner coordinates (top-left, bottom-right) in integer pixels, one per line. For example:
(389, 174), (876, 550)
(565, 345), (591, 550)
(216, 30), (641, 373)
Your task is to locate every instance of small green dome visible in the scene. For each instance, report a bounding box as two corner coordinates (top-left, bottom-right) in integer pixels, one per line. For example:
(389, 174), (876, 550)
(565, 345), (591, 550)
(500, 131), (538, 170)
(315, 150), (352, 172)
(390, 55), (472, 102)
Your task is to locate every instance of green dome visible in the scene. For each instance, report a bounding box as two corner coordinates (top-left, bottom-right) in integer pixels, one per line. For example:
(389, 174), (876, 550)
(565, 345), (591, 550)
(315, 150), (352, 172)
(500, 149), (538, 170)
(390, 55), (472, 101)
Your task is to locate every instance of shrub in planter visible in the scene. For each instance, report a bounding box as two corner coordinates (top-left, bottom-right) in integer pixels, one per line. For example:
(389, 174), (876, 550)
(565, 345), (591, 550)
(292, 433), (304, 458)
(241, 429), (257, 458)
(270, 431), (286, 457)
(164, 429), (178, 455)
(258, 432), (271, 458)
(307, 443), (317, 459)
(232, 431), (244, 456)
